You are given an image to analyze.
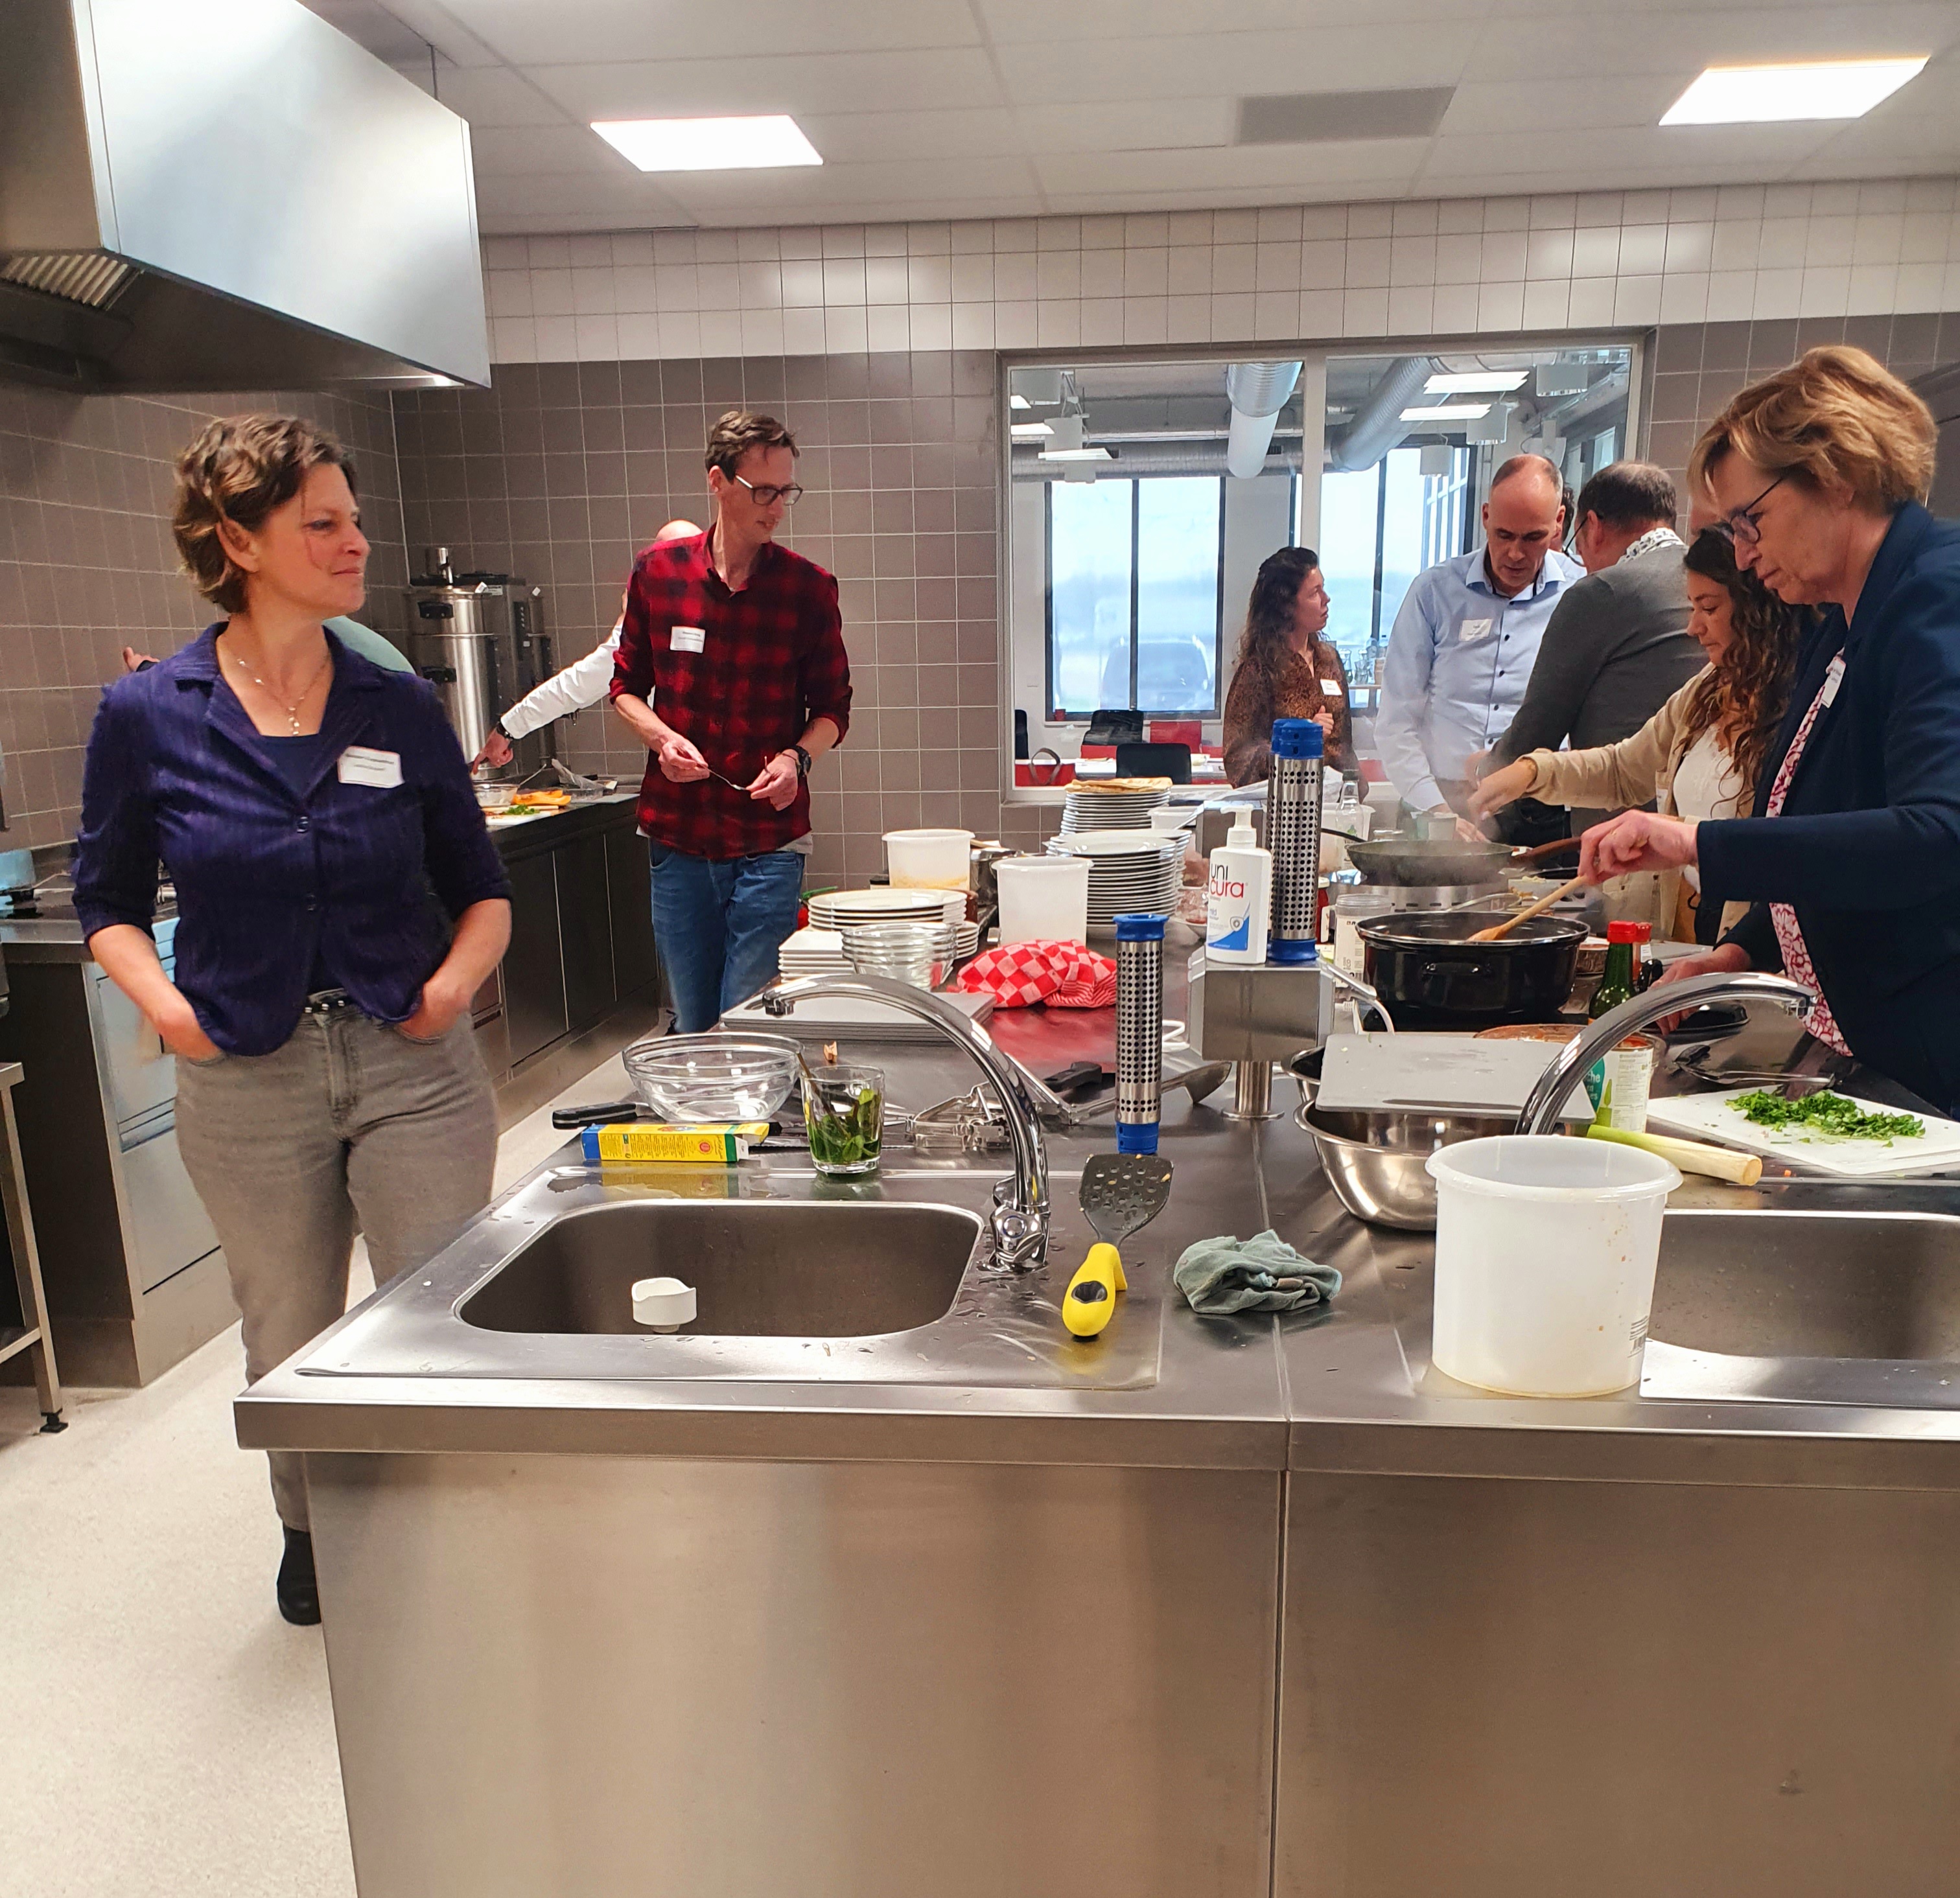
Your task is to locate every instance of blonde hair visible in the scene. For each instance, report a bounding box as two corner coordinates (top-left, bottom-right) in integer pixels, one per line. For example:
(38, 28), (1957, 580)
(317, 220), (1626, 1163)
(1688, 345), (1935, 514)
(173, 414), (357, 614)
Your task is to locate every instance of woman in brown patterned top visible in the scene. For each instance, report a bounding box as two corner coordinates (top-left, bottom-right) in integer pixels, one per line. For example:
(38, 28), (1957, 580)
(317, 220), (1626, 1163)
(1222, 545), (1357, 784)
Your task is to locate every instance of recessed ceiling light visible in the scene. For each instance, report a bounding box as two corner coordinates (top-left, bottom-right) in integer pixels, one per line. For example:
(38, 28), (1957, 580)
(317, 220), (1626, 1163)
(1661, 57), (1928, 125)
(1038, 446), (1114, 462)
(1401, 404), (1492, 422)
(1011, 421), (1054, 440)
(1424, 371), (1528, 395)
(591, 115), (822, 172)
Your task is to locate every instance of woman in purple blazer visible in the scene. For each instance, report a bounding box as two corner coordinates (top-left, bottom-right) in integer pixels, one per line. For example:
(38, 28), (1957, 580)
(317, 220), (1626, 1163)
(75, 415), (511, 1625)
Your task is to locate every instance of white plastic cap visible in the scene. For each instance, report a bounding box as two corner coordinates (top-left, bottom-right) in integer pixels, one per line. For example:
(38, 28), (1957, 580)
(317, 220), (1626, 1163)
(631, 1275), (697, 1331)
(1227, 813), (1257, 848)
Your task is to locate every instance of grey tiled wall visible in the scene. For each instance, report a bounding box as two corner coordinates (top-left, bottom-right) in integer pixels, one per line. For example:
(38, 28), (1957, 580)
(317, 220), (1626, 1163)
(0, 383), (407, 848)
(1647, 312), (1960, 509)
(393, 351), (1018, 885)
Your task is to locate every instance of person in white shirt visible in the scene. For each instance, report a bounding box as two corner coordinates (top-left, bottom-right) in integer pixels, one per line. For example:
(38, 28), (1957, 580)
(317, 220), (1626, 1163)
(1375, 454), (1581, 830)
(471, 518), (700, 769)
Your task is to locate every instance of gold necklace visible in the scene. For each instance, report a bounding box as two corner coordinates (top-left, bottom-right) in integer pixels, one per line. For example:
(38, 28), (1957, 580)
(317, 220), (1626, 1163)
(222, 634), (332, 735)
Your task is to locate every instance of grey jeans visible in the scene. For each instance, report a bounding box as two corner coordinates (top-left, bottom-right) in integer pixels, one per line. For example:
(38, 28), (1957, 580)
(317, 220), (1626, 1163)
(176, 1010), (497, 1530)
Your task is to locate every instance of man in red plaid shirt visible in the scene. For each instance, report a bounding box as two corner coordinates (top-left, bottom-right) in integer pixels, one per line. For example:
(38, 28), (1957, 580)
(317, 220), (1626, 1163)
(611, 411), (851, 1031)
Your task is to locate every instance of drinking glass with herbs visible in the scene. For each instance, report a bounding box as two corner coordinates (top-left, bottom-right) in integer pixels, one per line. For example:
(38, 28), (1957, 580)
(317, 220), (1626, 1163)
(802, 1062), (885, 1177)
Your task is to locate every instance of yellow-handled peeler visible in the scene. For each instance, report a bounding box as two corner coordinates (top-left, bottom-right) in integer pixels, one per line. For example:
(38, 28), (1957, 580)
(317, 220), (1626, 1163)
(1064, 1155), (1172, 1339)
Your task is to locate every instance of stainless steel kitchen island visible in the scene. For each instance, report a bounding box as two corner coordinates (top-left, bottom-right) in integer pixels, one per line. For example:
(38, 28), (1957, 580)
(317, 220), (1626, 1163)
(237, 1003), (1960, 1898)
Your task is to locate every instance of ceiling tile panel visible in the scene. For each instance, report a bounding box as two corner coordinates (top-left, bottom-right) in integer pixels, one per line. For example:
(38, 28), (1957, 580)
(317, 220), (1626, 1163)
(526, 49), (1008, 120)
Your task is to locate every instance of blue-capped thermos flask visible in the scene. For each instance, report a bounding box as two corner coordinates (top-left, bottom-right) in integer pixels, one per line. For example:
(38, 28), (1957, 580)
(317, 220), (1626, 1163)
(1266, 717), (1323, 964)
(1114, 912), (1165, 1155)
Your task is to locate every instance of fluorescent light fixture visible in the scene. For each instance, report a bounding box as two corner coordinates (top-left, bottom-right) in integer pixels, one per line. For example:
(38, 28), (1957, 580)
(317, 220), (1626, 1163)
(1038, 446), (1114, 462)
(1400, 403), (1491, 422)
(1011, 421), (1054, 440)
(1424, 371), (1528, 395)
(1661, 57), (1927, 125)
(591, 115), (822, 172)
(1010, 394), (1031, 410)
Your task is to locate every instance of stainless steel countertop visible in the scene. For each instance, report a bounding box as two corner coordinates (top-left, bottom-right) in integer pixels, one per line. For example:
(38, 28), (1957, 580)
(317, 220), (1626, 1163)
(236, 984), (1960, 1485)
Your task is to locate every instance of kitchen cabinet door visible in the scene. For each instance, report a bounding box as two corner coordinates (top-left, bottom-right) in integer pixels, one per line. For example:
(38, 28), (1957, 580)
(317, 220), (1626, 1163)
(556, 833), (615, 1034)
(605, 827), (660, 999)
(502, 851), (566, 1066)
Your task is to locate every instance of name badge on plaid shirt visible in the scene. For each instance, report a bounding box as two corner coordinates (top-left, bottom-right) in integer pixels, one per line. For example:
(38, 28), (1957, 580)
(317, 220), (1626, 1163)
(670, 625), (705, 653)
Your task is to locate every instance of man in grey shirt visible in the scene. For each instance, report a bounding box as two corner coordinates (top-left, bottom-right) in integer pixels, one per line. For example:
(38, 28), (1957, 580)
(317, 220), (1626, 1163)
(1484, 461), (1703, 835)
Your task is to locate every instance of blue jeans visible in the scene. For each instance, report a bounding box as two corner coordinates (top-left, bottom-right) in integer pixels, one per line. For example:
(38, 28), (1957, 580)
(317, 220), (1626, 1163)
(648, 844), (806, 1033)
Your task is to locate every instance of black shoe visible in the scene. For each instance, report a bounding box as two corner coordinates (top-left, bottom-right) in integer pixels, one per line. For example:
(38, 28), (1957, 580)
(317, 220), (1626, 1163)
(277, 1526), (321, 1626)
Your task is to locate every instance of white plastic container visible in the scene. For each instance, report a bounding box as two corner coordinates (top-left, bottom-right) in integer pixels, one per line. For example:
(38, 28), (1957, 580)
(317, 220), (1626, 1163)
(996, 855), (1090, 945)
(1204, 814), (1272, 964)
(884, 827), (974, 890)
(1425, 1135), (1681, 1398)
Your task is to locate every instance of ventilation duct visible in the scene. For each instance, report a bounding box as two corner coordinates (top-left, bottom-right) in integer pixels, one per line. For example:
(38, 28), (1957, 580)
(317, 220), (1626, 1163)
(0, 0), (488, 390)
(1327, 357), (1436, 472)
(1224, 361), (1303, 478)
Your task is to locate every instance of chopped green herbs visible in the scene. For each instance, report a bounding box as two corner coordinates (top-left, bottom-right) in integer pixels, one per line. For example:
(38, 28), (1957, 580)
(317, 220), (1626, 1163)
(806, 1082), (883, 1172)
(1730, 1089), (1925, 1143)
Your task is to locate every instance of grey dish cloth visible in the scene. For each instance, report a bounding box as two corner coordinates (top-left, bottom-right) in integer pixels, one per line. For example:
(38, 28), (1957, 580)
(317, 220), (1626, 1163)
(1174, 1229), (1342, 1316)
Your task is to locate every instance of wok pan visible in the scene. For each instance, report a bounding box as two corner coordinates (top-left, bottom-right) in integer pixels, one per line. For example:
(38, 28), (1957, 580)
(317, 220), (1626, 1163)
(1340, 833), (1580, 886)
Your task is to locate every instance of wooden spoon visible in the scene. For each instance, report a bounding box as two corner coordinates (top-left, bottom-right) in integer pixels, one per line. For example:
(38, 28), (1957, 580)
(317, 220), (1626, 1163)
(1469, 883), (1570, 942)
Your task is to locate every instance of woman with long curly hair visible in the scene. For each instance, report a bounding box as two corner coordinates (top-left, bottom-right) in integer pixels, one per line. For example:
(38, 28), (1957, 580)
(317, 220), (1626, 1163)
(1470, 529), (1805, 940)
(1221, 545), (1358, 784)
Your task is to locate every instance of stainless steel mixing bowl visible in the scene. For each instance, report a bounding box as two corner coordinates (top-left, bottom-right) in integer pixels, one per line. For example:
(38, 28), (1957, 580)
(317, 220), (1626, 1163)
(1290, 1072), (1515, 1232)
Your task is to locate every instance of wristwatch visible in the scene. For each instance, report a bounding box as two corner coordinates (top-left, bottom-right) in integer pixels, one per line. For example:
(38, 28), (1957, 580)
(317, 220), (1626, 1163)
(784, 744), (813, 779)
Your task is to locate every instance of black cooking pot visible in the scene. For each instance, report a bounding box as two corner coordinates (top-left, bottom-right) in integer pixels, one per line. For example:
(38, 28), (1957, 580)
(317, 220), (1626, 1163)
(1357, 910), (1585, 1030)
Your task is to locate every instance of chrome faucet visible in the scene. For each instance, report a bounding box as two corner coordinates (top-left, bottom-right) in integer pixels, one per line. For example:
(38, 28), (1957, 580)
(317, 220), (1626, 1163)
(1514, 970), (1815, 1137)
(761, 973), (1050, 1270)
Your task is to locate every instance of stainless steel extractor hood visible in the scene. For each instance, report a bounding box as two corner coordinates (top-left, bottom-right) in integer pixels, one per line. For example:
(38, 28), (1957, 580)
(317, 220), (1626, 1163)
(0, 0), (489, 391)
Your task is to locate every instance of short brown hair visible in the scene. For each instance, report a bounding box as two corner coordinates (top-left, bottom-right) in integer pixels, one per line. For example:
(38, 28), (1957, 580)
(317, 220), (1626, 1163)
(1688, 346), (1935, 514)
(705, 410), (797, 480)
(1575, 460), (1677, 531)
(1489, 452), (1563, 500)
(173, 414), (357, 614)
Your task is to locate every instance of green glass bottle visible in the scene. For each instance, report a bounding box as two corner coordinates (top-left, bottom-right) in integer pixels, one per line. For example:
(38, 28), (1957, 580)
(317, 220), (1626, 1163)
(1588, 920), (1642, 1021)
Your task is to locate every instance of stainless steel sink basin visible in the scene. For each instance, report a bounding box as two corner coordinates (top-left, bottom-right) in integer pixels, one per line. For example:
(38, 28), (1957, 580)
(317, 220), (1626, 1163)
(460, 1200), (978, 1339)
(291, 1164), (1164, 1391)
(1644, 1207), (1960, 1408)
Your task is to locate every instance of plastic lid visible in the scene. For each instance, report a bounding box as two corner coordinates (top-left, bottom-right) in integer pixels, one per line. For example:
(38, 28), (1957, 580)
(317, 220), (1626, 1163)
(1114, 912), (1167, 942)
(1226, 813), (1257, 847)
(631, 1276), (697, 1330)
(1270, 717), (1324, 760)
(1116, 1119), (1160, 1154)
(1605, 920), (1647, 944)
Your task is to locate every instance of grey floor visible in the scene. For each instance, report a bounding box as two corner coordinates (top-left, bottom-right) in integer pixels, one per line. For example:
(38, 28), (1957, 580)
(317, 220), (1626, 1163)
(0, 1048), (628, 1897)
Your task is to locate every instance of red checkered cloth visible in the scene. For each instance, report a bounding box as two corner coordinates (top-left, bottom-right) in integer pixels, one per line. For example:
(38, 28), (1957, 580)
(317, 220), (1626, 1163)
(955, 940), (1117, 1009)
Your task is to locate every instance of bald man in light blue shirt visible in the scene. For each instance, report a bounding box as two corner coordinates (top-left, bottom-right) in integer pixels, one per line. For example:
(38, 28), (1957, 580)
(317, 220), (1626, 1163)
(1376, 454), (1581, 820)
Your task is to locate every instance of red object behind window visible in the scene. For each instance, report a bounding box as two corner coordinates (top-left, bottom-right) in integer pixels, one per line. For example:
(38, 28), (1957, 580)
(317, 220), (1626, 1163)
(1149, 719), (1202, 747)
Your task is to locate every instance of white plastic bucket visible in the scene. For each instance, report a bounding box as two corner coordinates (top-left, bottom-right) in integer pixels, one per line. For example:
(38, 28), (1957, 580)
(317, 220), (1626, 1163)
(1425, 1135), (1681, 1398)
(996, 855), (1090, 945)
(884, 827), (973, 890)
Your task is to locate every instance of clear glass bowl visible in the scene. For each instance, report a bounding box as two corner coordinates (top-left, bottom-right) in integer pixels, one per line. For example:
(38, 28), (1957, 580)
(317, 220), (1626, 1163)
(622, 1035), (800, 1123)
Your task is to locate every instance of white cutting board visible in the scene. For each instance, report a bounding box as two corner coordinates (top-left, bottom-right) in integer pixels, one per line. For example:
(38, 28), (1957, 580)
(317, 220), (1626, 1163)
(1316, 1032), (1592, 1126)
(1646, 1087), (1960, 1179)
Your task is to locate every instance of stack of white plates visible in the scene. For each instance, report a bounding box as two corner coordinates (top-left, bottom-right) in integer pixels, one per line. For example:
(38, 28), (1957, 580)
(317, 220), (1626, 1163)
(778, 927), (850, 976)
(1045, 829), (1184, 927)
(808, 886), (966, 932)
(1060, 781), (1172, 833)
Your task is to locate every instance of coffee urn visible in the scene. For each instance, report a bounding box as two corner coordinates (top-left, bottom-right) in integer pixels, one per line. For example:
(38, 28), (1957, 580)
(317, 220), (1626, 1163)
(406, 572), (554, 776)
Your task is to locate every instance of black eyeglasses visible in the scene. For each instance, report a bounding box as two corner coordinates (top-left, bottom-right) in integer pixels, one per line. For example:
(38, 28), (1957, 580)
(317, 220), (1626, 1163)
(1714, 471), (1788, 548)
(732, 473), (805, 508)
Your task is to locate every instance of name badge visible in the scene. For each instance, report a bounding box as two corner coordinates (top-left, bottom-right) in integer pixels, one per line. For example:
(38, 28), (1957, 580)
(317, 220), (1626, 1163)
(1458, 616), (1493, 645)
(1319, 677), (1342, 696)
(670, 625), (706, 653)
(338, 745), (402, 789)
(1821, 654), (1846, 707)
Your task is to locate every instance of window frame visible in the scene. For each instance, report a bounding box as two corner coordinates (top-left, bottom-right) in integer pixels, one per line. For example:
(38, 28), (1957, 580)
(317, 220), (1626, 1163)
(1042, 474), (1228, 723)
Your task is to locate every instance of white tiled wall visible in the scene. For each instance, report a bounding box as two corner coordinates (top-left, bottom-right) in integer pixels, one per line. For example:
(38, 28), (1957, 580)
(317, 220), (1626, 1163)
(481, 178), (1960, 364)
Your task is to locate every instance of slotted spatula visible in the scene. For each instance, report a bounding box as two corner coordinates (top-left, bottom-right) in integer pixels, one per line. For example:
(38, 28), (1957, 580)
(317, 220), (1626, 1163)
(1064, 1154), (1174, 1338)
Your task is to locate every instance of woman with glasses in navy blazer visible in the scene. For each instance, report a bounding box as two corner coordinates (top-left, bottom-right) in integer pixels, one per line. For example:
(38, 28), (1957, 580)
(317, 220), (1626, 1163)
(74, 415), (511, 1625)
(1582, 347), (1960, 1113)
